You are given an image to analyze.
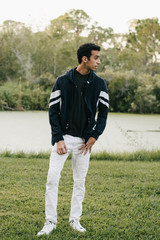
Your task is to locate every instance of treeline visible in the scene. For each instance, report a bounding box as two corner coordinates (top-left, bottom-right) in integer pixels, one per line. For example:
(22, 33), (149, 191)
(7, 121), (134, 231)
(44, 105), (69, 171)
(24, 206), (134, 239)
(0, 9), (160, 113)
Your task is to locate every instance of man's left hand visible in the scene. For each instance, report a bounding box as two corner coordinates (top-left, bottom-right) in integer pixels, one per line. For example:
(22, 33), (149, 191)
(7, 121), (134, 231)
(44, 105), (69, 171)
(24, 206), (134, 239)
(79, 137), (96, 155)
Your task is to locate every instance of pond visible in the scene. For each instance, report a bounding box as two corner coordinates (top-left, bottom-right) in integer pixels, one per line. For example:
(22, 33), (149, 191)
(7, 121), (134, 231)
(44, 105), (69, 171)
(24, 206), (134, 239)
(0, 112), (159, 153)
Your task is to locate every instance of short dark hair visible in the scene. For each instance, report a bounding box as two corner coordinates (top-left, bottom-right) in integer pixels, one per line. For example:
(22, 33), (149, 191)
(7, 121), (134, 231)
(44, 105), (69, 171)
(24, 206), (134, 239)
(77, 43), (101, 64)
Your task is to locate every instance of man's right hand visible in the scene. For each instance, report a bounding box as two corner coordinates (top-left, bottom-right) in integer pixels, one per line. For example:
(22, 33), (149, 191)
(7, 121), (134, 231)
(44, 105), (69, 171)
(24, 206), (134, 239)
(57, 140), (68, 155)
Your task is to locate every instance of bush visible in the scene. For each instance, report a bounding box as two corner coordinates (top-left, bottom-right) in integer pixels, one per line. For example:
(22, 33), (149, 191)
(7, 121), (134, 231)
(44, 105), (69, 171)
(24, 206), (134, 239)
(98, 69), (160, 113)
(131, 74), (160, 113)
(21, 85), (50, 110)
(37, 72), (56, 89)
(0, 81), (51, 110)
(0, 82), (20, 110)
(98, 70), (138, 112)
(0, 71), (160, 113)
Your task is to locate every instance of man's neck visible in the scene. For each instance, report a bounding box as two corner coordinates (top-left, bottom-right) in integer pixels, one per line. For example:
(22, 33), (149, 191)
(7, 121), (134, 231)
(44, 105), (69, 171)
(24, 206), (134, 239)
(76, 65), (90, 75)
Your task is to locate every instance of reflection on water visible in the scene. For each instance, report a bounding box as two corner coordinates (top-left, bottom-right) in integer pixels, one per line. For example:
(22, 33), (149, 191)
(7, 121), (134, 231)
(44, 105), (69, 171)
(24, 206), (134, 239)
(0, 112), (160, 153)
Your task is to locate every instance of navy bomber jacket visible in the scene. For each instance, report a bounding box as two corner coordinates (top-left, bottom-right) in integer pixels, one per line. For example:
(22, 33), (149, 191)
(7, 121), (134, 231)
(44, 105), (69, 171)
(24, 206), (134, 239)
(49, 68), (109, 145)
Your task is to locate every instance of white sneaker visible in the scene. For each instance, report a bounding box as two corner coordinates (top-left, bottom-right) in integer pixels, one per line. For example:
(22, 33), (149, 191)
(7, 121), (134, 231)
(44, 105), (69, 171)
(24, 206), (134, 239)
(69, 220), (86, 232)
(37, 221), (56, 236)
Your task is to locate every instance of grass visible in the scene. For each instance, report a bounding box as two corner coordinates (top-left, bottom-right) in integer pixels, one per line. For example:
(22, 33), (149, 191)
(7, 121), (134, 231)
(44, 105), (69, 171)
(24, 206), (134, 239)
(0, 157), (160, 239)
(0, 149), (160, 161)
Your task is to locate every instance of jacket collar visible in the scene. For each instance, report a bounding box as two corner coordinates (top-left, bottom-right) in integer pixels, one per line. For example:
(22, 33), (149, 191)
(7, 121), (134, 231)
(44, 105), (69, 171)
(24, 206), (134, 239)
(66, 68), (96, 83)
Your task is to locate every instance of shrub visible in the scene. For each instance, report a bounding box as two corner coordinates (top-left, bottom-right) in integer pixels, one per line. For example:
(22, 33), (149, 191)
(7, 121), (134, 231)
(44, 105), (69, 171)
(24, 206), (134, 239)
(131, 74), (160, 113)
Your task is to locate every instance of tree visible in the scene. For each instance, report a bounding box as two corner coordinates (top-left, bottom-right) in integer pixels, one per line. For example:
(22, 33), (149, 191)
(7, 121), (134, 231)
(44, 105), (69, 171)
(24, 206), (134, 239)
(40, 9), (91, 77)
(124, 18), (160, 75)
(0, 20), (33, 83)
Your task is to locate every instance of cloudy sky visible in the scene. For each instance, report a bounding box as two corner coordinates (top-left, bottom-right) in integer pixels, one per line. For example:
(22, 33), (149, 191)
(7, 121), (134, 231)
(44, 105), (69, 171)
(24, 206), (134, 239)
(0, 0), (159, 33)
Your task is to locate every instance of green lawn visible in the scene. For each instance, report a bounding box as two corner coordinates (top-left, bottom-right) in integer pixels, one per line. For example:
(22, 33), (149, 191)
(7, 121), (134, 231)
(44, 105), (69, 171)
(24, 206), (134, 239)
(0, 157), (160, 240)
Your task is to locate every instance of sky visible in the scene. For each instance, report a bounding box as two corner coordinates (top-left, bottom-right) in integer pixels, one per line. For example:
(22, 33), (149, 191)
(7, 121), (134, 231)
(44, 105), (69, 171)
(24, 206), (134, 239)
(0, 0), (160, 34)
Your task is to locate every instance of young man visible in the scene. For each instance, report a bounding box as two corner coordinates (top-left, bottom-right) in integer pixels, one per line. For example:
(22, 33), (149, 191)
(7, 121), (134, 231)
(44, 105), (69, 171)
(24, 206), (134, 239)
(37, 43), (109, 236)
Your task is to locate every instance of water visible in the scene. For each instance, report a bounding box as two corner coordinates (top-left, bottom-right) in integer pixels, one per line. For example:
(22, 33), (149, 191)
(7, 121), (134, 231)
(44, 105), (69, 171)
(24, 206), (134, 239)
(0, 112), (160, 153)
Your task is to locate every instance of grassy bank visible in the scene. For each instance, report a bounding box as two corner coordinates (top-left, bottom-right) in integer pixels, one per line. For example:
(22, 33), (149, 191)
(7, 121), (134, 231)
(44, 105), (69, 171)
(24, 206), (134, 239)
(0, 157), (160, 239)
(0, 149), (160, 161)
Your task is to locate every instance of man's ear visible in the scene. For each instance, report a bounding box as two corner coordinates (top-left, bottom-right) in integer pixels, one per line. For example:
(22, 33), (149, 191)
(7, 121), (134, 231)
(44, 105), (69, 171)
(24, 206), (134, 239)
(82, 56), (88, 63)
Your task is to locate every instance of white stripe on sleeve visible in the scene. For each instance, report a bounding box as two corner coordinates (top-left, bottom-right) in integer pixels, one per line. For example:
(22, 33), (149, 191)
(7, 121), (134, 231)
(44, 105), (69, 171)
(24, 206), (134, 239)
(50, 90), (61, 100)
(99, 91), (109, 101)
(99, 99), (109, 108)
(49, 98), (61, 107)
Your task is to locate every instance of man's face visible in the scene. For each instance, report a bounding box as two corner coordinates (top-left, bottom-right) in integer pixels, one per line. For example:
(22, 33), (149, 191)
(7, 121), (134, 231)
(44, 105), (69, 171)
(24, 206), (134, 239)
(86, 50), (101, 71)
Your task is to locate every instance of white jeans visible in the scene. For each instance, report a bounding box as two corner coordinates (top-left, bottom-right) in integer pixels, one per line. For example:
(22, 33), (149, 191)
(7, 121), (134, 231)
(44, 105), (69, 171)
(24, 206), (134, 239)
(45, 135), (90, 224)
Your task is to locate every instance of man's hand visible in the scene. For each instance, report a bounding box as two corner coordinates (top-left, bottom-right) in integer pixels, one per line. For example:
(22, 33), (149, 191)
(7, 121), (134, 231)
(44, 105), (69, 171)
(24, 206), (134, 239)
(79, 137), (96, 155)
(57, 140), (68, 155)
